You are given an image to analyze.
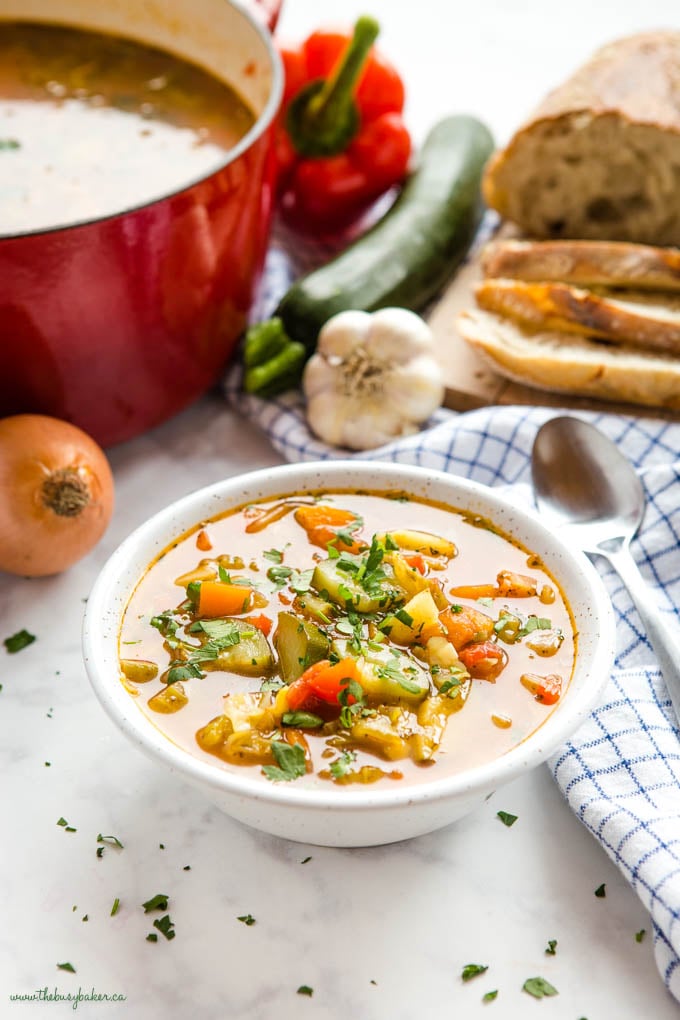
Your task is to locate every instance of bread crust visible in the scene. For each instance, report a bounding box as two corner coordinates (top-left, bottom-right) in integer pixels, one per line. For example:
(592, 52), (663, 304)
(457, 308), (680, 410)
(483, 32), (680, 244)
(475, 278), (680, 353)
(480, 239), (680, 291)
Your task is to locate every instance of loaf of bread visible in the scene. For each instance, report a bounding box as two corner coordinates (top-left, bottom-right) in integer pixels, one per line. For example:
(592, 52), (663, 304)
(457, 309), (680, 410)
(475, 278), (680, 353)
(481, 239), (680, 291)
(483, 32), (680, 245)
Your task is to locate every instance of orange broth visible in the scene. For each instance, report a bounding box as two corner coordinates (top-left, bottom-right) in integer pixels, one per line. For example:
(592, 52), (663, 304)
(119, 490), (576, 790)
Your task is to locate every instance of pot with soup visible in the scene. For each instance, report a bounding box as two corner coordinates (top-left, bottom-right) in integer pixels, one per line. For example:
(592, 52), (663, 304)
(84, 462), (616, 846)
(0, 0), (282, 446)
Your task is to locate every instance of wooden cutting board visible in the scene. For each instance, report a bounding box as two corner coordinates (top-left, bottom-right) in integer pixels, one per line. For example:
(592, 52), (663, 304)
(429, 250), (680, 420)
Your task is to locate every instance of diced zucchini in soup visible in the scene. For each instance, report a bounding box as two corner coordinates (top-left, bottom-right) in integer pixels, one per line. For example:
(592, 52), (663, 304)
(312, 558), (401, 613)
(333, 639), (429, 705)
(202, 619), (274, 676)
(274, 611), (329, 683)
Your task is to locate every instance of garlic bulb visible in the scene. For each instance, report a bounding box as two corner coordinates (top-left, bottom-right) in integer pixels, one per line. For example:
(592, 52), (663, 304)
(302, 308), (444, 450)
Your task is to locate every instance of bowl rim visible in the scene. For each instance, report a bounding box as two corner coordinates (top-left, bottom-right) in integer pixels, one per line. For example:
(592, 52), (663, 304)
(83, 459), (616, 813)
(0, 0), (284, 241)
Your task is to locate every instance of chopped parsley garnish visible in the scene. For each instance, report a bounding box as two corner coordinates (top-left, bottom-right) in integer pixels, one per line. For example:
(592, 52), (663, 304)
(394, 608), (414, 627)
(97, 833), (124, 849)
(326, 543), (340, 559)
(57, 817), (76, 831)
(150, 611), (180, 644)
(110, 897), (120, 917)
(268, 565), (293, 586)
(282, 711), (324, 729)
(96, 848), (104, 859)
(153, 914), (176, 940)
(142, 894), (169, 913)
(57, 817), (68, 826)
(329, 750), (356, 779)
(183, 866), (191, 871)
(262, 741), (307, 782)
(477, 597), (494, 607)
(263, 548), (284, 563)
(635, 929), (646, 943)
(82, 915), (88, 922)
(290, 569), (314, 595)
(594, 883), (606, 898)
(4, 629), (36, 653)
(461, 964), (488, 982)
(545, 939), (557, 955)
(237, 914), (256, 926)
(376, 660), (422, 695)
(522, 976), (558, 999)
(0, 138), (20, 150)
(146, 933), (158, 942)
(496, 811), (518, 827)
(260, 677), (286, 692)
(297, 986), (314, 997)
(301, 856), (312, 864)
(482, 990), (498, 1002)
(338, 678), (365, 727)
(57, 962), (76, 974)
(166, 661), (204, 684)
(517, 616), (553, 637)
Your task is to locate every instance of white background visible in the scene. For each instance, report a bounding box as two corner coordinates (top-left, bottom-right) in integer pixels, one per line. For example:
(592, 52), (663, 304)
(2, 1), (680, 1017)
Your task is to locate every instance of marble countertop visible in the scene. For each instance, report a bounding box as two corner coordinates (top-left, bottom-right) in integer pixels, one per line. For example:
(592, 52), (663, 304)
(3, 1), (680, 1016)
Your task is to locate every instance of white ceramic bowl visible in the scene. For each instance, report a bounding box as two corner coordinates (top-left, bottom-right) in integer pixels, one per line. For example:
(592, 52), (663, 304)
(83, 461), (615, 847)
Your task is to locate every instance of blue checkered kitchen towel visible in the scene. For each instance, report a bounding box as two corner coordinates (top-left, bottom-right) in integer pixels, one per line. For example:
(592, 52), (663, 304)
(225, 233), (680, 1000)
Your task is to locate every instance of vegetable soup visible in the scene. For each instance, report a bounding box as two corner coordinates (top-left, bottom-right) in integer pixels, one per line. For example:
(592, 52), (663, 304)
(0, 22), (256, 234)
(119, 491), (576, 790)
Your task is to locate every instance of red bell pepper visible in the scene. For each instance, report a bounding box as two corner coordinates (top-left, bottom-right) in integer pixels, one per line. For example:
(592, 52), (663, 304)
(276, 17), (411, 233)
(287, 658), (362, 719)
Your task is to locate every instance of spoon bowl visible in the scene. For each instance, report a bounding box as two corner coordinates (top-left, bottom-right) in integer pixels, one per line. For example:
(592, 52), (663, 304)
(532, 415), (680, 723)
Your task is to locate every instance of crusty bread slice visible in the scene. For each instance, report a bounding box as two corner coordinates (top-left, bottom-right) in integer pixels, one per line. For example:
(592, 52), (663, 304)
(457, 308), (680, 410)
(481, 239), (680, 291)
(483, 32), (680, 245)
(475, 278), (680, 353)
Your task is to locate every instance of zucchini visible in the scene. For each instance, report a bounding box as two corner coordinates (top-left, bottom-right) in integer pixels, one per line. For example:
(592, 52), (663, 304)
(312, 558), (401, 614)
(277, 115), (494, 352)
(202, 619), (274, 676)
(274, 612), (329, 683)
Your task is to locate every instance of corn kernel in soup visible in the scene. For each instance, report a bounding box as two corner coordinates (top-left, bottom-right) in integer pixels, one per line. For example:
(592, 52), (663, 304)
(119, 491), (576, 790)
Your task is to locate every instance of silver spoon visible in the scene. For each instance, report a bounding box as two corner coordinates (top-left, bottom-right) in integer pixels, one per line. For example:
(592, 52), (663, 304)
(532, 415), (680, 723)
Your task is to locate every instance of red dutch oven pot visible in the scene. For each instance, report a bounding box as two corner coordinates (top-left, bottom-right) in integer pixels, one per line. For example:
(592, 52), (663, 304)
(0, 0), (283, 446)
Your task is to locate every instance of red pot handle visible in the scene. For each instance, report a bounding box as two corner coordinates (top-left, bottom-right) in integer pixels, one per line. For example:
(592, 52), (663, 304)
(250, 0), (283, 31)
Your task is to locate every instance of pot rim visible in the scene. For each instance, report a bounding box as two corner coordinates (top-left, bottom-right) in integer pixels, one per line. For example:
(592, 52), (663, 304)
(0, 0), (284, 242)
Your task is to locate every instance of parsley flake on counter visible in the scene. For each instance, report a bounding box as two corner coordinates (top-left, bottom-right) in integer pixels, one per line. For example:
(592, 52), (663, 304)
(482, 990), (498, 1002)
(57, 962), (76, 974)
(153, 914), (176, 940)
(97, 833), (124, 849)
(110, 898), (120, 917)
(183, 865), (191, 871)
(142, 893), (169, 913)
(635, 929), (646, 943)
(545, 939), (557, 955)
(146, 933), (158, 943)
(44, 762), (51, 767)
(82, 915), (89, 923)
(496, 810), (517, 827)
(462, 964), (488, 982)
(4, 628), (36, 653)
(262, 741), (307, 782)
(594, 883), (606, 898)
(301, 856), (312, 864)
(96, 847), (104, 859)
(237, 914), (256, 926)
(297, 986), (313, 997)
(522, 976), (558, 999)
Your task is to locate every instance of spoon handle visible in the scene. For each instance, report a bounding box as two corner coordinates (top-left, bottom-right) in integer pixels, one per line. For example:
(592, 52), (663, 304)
(601, 545), (680, 726)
